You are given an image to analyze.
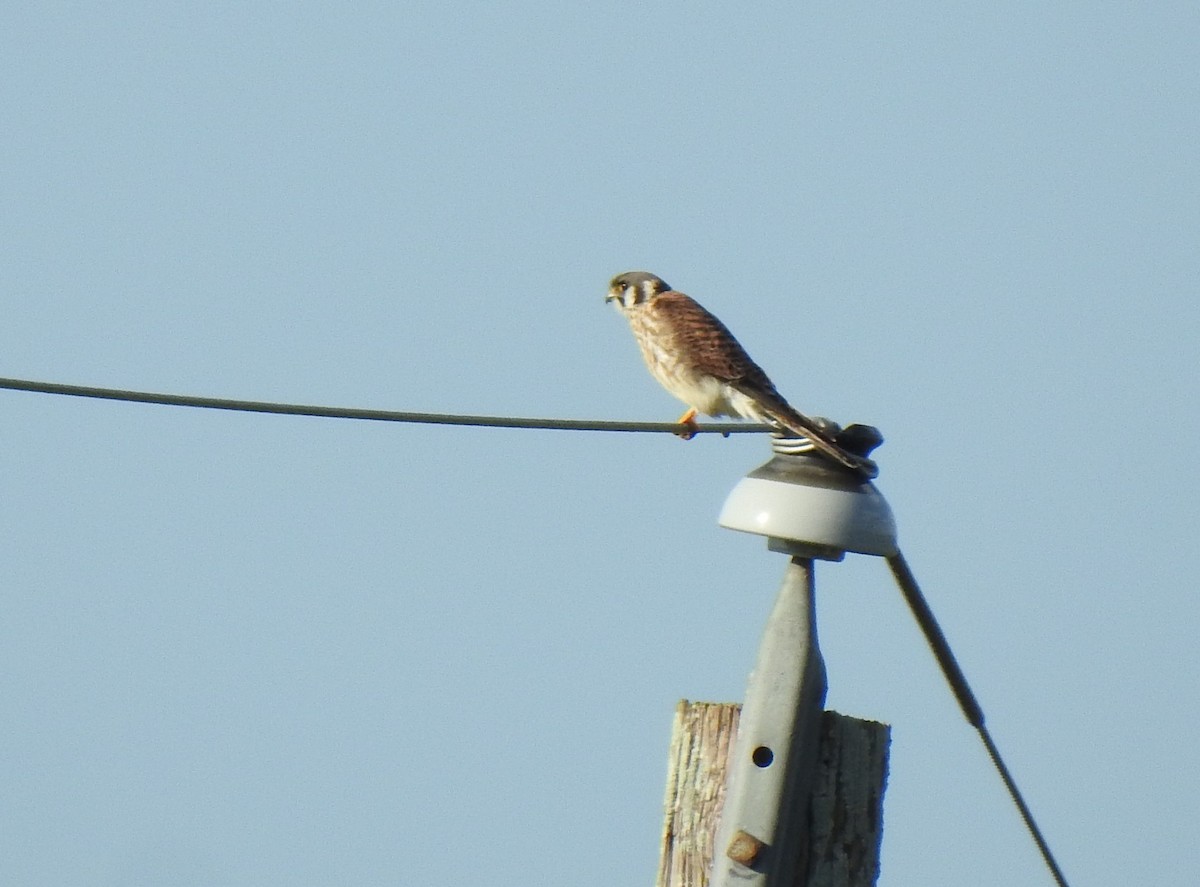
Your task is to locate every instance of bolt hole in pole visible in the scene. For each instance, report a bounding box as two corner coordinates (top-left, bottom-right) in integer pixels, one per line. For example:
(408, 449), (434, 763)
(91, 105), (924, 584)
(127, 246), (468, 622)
(751, 746), (774, 768)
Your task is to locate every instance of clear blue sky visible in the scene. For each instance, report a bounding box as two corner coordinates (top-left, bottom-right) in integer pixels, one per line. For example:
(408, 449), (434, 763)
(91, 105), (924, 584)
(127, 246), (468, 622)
(3, 4), (1197, 885)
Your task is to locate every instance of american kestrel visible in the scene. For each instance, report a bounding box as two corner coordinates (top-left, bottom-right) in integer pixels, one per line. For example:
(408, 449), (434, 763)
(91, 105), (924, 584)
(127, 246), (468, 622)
(606, 271), (874, 477)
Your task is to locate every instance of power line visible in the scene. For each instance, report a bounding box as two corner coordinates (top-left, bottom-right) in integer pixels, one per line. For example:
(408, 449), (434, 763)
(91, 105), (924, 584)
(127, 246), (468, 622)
(3, 374), (1069, 882)
(0, 376), (770, 435)
(886, 551), (1071, 887)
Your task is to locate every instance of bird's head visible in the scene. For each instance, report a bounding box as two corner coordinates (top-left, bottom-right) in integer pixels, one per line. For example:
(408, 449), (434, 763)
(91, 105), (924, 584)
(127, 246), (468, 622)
(606, 271), (670, 311)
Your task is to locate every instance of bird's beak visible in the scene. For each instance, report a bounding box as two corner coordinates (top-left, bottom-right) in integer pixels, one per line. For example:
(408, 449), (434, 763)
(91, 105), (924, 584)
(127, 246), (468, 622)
(604, 292), (617, 303)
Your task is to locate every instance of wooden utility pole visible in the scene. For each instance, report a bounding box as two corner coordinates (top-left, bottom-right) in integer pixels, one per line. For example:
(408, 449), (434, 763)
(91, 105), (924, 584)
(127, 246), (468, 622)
(657, 701), (889, 887)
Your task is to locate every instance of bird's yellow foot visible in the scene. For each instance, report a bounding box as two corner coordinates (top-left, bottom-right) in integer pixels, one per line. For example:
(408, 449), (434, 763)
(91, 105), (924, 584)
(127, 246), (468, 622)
(674, 408), (700, 440)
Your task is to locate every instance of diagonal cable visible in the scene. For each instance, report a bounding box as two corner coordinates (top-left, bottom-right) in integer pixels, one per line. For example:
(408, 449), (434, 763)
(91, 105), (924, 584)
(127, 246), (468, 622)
(0, 376), (769, 435)
(886, 551), (1071, 887)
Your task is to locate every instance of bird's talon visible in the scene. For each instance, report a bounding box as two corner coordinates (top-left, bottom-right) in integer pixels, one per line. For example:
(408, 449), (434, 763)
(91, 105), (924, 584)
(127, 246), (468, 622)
(674, 422), (699, 441)
(674, 408), (699, 440)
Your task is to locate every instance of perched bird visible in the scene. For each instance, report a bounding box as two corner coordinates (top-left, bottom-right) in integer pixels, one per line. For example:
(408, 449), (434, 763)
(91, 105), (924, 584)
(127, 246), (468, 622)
(605, 270), (872, 476)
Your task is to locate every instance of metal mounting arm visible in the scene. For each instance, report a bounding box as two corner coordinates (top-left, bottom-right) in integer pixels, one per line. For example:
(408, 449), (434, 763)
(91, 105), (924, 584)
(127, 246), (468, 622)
(710, 556), (827, 887)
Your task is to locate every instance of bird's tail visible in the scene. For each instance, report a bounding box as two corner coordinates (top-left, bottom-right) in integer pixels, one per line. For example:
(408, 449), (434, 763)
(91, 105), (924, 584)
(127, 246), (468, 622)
(758, 401), (878, 479)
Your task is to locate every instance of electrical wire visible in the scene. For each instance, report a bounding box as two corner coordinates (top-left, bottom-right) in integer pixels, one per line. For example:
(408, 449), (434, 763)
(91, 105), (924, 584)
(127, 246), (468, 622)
(2, 374), (1069, 882)
(0, 376), (770, 435)
(886, 551), (1071, 887)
